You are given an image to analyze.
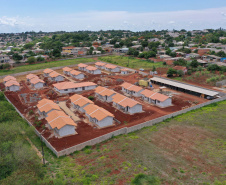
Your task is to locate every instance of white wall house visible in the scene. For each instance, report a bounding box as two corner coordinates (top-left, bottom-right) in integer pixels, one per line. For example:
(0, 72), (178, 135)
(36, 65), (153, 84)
(121, 68), (129, 75)
(63, 67), (73, 75)
(105, 64), (120, 72)
(53, 82), (97, 94)
(83, 104), (114, 128)
(141, 89), (172, 108)
(49, 71), (64, 82)
(30, 78), (44, 89)
(112, 93), (142, 114)
(95, 62), (106, 69)
(26, 74), (39, 82)
(121, 82), (144, 97)
(70, 94), (93, 113)
(43, 68), (54, 77)
(78, 63), (88, 71)
(70, 70), (84, 79)
(95, 86), (116, 102)
(86, 66), (101, 74)
(5, 81), (20, 92)
(37, 99), (61, 117)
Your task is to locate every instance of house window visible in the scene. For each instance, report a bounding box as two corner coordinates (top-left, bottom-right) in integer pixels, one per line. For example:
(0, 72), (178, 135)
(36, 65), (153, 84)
(157, 100), (160, 103)
(65, 89), (68, 91)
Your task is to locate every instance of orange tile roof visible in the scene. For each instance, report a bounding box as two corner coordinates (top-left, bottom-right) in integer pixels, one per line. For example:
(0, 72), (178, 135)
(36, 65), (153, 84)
(112, 93), (140, 108)
(84, 104), (114, 121)
(105, 64), (118, 69)
(141, 89), (169, 102)
(70, 94), (93, 107)
(3, 76), (16, 82)
(173, 66), (187, 71)
(30, 78), (44, 85)
(5, 80), (20, 87)
(63, 46), (75, 49)
(86, 66), (98, 71)
(95, 62), (106, 66)
(95, 86), (116, 96)
(121, 68), (129, 71)
(53, 81), (97, 90)
(37, 99), (61, 113)
(63, 67), (73, 72)
(78, 51), (84, 55)
(121, 82), (143, 92)
(70, 70), (81, 76)
(26, 74), (39, 80)
(78, 63), (88, 68)
(43, 68), (54, 74)
(49, 71), (63, 78)
(46, 110), (77, 129)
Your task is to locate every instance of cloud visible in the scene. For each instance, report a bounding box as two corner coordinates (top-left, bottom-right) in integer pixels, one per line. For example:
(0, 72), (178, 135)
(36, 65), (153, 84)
(0, 7), (226, 33)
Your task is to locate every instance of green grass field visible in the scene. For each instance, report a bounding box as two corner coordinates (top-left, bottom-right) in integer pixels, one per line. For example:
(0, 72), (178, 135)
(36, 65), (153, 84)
(99, 55), (165, 70)
(25, 100), (226, 185)
(0, 58), (95, 76)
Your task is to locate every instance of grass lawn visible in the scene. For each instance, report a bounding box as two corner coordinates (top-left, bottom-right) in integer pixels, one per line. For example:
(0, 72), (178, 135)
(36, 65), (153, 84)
(99, 55), (165, 70)
(27, 100), (226, 185)
(0, 58), (95, 76)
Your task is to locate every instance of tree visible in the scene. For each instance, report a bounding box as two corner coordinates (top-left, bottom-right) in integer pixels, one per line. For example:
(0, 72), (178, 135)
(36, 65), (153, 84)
(27, 57), (36, 64)
(52, 48), (61, 57)
(36, 56), (44, 62)
(2, 63), (11, 70)
(12, 53), (23, 61)
(167, 68), (177, 77)
(190, 60), (199, 68)
(141, 41), (148, 48)
(23, 42), (35, 49)
(152, 66), (156, 72)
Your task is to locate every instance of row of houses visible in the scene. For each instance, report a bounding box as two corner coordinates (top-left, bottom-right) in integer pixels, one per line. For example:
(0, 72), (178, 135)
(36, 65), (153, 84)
(3, 76), (20, 92)
(26, 74), (44, 89)
(70, 94), (114, 128)
(63, 67), (85, 79)
(37, 99), (77, 137)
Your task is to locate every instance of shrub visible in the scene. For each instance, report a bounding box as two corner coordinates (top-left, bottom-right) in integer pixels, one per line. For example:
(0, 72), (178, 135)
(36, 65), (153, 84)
(88, 96), (94, 101)
(131, 173), (160, 185)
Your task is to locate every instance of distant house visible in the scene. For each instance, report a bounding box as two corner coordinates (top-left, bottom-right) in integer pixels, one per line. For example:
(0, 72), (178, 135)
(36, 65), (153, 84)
(141, 89), (172, 108)
(70, 70), (84, 79)
(43, 68), (54, 77)
(46, 110), (77, 137)
(37, 99), (61, 117)
(83, 104), (114, 128)
(95, 62), (106, 69)
(30, 78), (44, 89)
(78, 63), (88, 71)
(70, 94), (93, 113)
(85, 66), (101, 74)
(62, 46), (75, 54)
(63, 67), (73, 75)
(0, 55), (10, 63)
(173, 66), (188, 74)
(5, 80), (20, 92)
(48, 71), (64, 82)
(121, 82), (144, 97)
(26, 74), (39, 82)
(112, 93), (142, 114)
(53, 82), (97, 94)
(95, 86), (116, 102)
(105, 64), (120, 72)
(121, 68), (129, 75)
(3, 76), (16, 84)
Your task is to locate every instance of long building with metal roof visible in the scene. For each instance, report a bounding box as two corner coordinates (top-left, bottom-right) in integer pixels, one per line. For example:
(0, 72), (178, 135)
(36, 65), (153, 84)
(150, 76), (219, 99)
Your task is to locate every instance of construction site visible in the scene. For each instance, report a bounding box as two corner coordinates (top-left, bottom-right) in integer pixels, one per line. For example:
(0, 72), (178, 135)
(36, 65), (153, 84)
(1, 62), (223, 153)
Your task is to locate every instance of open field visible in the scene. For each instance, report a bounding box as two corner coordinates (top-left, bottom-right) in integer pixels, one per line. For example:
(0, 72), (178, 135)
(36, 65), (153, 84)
(0, 58), (94, 76)
(25, 100), (226, 185)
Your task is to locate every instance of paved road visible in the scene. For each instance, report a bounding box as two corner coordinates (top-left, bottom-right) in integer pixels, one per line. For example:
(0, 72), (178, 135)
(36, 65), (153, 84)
(58, 101), (80, 122)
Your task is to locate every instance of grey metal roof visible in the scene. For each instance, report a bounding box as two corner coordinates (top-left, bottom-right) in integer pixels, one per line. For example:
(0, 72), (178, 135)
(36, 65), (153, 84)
(151, 77), (219, 97)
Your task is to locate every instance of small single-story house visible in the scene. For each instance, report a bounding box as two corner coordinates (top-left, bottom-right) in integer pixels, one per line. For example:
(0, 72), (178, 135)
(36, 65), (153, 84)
(63, 67), (73, 75)
(53, 81), (97, 94)
(121, 82), (144, 97)
(70, 94), (93, 113)
(48, 71), (64, 82)
(173, 66), (188, 74)
(37, 99), (61, 117)
(95, 86), (116, 102)
(3, 76), (16, 84)
(85, 66), (101, 74)
(83, 104), (114, 128)
(26, 74), (39, 82)
(112, 93), (142, 114)
(121, 68), (129, 75)
(70, 70), (84, 79)
(5, 80), (20, 92)
(105, 64), (120, 72)
(141, 89), (172, 108)
(46, 110), (77, 137)
(95, 62), (106, 69)
(30, 78), (44, 89)
(43, 68), (54, 77)
(78, 63), (88, 71)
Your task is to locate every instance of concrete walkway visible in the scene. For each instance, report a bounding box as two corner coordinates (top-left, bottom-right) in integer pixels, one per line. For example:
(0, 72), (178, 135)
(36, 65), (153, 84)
(58, 101), (80, 122)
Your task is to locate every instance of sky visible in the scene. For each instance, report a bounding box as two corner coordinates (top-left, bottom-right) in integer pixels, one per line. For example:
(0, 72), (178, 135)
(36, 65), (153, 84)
(0, 0), (226, 33)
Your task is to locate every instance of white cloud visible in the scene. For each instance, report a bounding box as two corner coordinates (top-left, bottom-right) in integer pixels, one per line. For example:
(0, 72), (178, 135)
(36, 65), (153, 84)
(0, 7), (226, 33)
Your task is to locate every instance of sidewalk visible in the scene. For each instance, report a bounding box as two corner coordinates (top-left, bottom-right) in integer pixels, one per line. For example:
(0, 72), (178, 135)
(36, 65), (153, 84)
(58, 101), (80, 122)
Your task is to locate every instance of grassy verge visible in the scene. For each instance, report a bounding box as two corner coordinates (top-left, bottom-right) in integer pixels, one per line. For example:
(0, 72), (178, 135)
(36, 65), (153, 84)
(99, 55), (165, 69)
(0, 58), (95, 76)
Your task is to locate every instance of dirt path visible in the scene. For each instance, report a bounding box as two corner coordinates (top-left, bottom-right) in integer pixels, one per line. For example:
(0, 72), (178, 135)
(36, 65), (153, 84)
(58, 101), (80, 122)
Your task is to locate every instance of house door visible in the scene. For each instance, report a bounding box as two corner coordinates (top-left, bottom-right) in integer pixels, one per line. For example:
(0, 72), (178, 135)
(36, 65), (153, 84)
(105, 95), (107, 100)
(126, 106), (129, 112)
(82, 87), (85, 90)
